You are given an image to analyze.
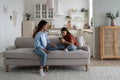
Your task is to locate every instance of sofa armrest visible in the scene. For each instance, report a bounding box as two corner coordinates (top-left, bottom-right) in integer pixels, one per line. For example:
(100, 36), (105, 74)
(80, 45), (90, 53)
(6, 46), (17, 51)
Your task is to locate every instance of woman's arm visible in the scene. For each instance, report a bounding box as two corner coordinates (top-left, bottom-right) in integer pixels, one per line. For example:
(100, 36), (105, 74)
(34, 33), (44, 49)
(45, 32), (51, 44)
(42, 49), (50, 53)
(45, 32), (57, 47)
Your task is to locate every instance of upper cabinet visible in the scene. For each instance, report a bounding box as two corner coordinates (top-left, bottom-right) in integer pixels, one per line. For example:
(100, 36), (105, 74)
(35, 3), (54, 20)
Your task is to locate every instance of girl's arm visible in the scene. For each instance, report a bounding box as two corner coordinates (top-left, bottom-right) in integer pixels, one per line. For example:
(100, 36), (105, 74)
(61, 35), (74, 44)
(61, 38), (73, 44)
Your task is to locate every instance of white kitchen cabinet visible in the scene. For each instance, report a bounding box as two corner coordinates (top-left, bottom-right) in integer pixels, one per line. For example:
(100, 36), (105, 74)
(35, 3), (54, 20)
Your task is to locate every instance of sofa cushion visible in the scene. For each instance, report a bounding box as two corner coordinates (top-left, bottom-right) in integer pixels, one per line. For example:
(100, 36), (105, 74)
(4, 48), (89, 59)
(76, 36), (85, 48)
(49, 50), (90, 59)
(15, 37), (34, 48)
(49, 37), (59, 44)
(4, 48), (39, 59)
(14, 37), (59, 48)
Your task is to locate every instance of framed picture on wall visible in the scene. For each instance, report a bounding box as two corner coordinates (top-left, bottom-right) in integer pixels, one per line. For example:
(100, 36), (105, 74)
(3, 5), (8, 14)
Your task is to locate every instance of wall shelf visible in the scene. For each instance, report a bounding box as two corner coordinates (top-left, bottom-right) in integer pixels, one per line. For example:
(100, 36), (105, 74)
(68, 19), (88, 21)
(66, 10), (88, 29)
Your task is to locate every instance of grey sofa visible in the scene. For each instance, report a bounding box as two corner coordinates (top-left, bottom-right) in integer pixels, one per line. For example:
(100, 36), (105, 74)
(3, 36), (90, 72)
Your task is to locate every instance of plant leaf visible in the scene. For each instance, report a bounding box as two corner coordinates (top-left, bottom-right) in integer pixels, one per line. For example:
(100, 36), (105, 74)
(116, 11), (119, 17)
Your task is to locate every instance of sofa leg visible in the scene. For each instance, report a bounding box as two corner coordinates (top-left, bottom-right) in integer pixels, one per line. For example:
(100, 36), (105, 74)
(85, 65), (88, 71)
(6, 65), (9, 72)
(45, 66), (49, 72)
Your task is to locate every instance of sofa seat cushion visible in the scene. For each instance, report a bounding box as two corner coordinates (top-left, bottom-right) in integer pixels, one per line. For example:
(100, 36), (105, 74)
(4, 48), (39, 59)
(49, 50), (90, 59)
(4, 48), (89, 59)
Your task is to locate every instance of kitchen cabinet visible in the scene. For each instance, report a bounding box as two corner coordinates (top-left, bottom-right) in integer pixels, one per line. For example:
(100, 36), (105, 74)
(35, 3), (54, 20)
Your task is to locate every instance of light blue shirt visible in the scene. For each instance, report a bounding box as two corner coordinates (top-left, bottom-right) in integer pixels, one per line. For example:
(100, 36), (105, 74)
(34, 31), (50, 49)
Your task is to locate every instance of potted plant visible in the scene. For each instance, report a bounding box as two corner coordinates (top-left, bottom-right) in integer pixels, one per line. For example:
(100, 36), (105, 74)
(106, 11), (119, 26)
(25, 13), (31, 20)
(65, 15), (71, 20)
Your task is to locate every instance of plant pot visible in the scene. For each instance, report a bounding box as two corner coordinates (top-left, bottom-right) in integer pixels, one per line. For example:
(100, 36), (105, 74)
(111, 19), (115, 26)
(27, 17), (30, 20)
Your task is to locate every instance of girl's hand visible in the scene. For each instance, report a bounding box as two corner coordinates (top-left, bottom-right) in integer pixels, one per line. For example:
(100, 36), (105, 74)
(61, 39), (72, 45)
(61, 39), (66, 43)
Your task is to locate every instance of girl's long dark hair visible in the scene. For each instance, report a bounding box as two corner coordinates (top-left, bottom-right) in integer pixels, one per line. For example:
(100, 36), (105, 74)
(61, 27), (71, 35)
(33, 20), (48, 38)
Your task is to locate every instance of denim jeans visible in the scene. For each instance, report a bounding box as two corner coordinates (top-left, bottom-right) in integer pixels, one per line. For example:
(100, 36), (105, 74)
(33, 44), (58, 66)
(46, 44), (58, 51)
(33, 48), (47, 66)
(56, 43), (78, 51)
(67, 44), (78, 51)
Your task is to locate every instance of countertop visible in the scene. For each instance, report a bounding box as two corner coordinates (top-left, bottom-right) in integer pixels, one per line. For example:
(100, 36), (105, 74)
(48, 28), (93, 33)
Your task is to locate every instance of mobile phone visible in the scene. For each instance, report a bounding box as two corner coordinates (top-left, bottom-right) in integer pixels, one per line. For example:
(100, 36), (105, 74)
(59, 37), (61, 40)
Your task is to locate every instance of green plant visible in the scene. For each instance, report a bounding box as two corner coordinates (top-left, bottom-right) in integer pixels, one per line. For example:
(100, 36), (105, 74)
(25, 13), (31, 20)
(81, 8), (88, 12)
(65, 15), (71, 19)
(106, 11), (119, 19)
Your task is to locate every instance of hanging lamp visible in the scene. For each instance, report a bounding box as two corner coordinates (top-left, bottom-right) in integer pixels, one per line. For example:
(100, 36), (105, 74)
(47, 0), (55, 9)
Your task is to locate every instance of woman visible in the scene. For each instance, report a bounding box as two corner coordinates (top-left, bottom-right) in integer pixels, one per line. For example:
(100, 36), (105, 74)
(57, 27), (78, 52)
(33, 20), (57, 76)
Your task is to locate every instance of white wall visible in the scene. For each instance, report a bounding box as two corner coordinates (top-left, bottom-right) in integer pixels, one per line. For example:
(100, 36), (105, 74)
(94, 0), (120, 58)
(0, 0), (24, 53)
(53, 0), (89, 28)
(24, 0), (88, 28)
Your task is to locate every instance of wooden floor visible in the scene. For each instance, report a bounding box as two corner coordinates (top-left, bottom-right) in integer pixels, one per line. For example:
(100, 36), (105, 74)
(1, 53), (120, 66)
(91, 58), (120, 66)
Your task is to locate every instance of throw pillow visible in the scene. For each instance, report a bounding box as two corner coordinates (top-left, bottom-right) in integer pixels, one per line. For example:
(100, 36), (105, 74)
(76, 36), (85, 48)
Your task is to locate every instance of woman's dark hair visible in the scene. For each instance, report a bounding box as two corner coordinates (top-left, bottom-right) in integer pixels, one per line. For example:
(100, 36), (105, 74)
(61, 27), (71, 35)
(33, 20), (48, 38)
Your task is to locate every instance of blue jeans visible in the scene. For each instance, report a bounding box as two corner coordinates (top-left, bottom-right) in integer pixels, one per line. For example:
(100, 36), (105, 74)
(67, 44), (78, 51)
(56, 43), (78, 51)
(46, 44), (58, 51)
(33, 44), (58, 66)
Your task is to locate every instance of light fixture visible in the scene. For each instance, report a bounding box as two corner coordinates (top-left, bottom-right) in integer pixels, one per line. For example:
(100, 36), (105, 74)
(55, 0), (63, 15)
(47, 0), (54, 9)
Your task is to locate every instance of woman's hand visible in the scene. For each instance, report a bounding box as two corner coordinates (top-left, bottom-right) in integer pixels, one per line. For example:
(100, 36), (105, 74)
(43, 49), (50, 54)
(50, 43), (56, 47)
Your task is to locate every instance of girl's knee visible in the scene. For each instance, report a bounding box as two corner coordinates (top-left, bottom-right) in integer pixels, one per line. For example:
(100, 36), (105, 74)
(67, 44), (77, 51)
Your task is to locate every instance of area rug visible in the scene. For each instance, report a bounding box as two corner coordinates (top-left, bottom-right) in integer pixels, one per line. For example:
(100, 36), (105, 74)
(0, 65), (120, 80)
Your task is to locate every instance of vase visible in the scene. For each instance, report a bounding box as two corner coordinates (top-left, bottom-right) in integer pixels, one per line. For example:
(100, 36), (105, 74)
(111, 19), (115, 26)
(67, 20), (71, 29)
(27, 17), (30, 21)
